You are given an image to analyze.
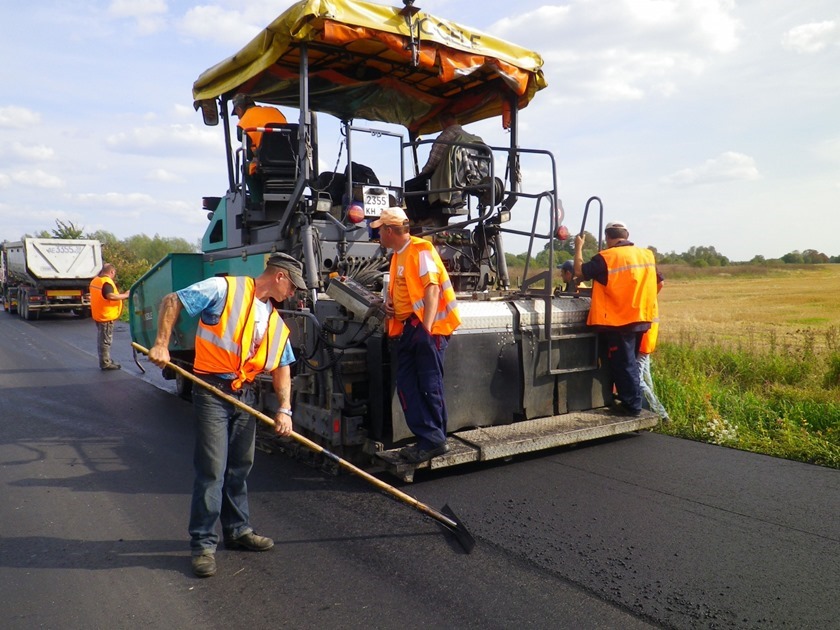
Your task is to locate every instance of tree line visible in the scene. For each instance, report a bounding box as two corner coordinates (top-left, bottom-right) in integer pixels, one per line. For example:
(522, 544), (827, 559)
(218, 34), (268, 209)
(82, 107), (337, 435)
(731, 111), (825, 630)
(22, 220), (197, 290)
(12, 221), (837, 289)
(505, 232), (840, 269)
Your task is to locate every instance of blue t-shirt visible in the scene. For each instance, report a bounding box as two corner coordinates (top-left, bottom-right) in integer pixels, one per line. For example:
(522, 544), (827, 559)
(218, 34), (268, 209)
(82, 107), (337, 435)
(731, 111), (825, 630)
(176, 277), (295, 370)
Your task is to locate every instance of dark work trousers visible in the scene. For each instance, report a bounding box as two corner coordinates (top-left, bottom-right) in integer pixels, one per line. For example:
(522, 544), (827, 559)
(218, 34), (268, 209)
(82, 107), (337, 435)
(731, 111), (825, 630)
(601, 329), (644, 413)
(403, 174), (431, 220)
(396, 318), (449, 450)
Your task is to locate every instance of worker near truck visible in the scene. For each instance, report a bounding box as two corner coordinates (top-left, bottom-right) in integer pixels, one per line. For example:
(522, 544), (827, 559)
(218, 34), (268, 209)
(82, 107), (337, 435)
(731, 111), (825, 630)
(89, 263), (130, 370)
(148, 252), (305, 578)
(574, 221), (658, 416)
(373, 206), (462, 464)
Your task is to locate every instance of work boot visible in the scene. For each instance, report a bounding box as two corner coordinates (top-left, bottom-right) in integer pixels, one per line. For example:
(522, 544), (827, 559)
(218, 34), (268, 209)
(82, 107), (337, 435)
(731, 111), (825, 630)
(101, 363), (121, 371)
(191, 552), (216, 578)
(399, 442), (449, 464)
(224, 531), (274, 551)
(606, 401), (641, 417)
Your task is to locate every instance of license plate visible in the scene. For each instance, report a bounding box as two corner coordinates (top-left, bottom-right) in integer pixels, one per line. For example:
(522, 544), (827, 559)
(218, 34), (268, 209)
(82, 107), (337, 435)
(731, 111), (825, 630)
(46, 290), (82, 297)
(362, 187), (388, 218)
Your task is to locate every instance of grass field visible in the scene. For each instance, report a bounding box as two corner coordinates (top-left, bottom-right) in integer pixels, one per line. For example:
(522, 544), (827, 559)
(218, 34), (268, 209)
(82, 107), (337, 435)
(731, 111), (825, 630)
(658, 264), (840, 351)
(652, 264), (840, 468)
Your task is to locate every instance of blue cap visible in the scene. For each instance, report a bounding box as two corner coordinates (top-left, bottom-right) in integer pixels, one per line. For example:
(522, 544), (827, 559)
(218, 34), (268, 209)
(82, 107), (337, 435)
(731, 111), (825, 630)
(560, 260), (574, 272)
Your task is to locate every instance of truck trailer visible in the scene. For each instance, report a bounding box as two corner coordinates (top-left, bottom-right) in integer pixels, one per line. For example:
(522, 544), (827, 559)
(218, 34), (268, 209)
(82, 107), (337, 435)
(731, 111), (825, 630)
(130, 0), (657, 480)
(2, 238), (103, 320)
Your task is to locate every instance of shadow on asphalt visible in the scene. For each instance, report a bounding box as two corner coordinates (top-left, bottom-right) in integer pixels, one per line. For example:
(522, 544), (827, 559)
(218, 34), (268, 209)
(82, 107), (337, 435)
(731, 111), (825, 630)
(0, 537), (190, 574)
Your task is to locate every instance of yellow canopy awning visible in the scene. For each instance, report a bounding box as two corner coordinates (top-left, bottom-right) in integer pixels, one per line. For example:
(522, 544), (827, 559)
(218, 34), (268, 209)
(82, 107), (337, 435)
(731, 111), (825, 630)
(193, 0), (547, 134)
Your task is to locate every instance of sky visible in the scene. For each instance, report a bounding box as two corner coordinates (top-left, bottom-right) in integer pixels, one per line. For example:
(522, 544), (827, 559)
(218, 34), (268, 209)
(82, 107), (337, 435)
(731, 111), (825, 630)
(1, 0), (838, 262)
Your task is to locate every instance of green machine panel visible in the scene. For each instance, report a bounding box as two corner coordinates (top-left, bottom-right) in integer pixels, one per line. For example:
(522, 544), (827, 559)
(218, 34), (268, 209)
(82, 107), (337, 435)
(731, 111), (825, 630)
(129, 253), (205, 353)
(129, 251), (280, 353)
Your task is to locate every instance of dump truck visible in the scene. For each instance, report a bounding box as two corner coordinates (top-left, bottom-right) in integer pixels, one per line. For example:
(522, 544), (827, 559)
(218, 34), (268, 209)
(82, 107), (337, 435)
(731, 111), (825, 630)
(130, 0), (657, 481)
(2, 238), (103, 320)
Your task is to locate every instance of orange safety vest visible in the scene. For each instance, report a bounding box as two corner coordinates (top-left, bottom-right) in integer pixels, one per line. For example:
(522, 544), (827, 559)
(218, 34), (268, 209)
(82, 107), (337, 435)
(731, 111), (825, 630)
(238, 106), (287, 151)
(89, 275), (122, 323)
(640, 319), (659, 354)
(387, 236), (461, 338)
(587, 245), (658, 328)
(194, 276), (291, 391)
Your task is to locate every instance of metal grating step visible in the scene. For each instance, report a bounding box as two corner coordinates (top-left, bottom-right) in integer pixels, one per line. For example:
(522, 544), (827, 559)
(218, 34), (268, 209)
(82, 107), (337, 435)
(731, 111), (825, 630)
(376, 408), (659, 481)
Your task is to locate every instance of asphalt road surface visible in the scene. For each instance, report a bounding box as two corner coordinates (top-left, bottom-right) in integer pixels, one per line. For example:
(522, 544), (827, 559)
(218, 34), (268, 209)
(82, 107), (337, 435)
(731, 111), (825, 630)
(1, 312), (837, 630)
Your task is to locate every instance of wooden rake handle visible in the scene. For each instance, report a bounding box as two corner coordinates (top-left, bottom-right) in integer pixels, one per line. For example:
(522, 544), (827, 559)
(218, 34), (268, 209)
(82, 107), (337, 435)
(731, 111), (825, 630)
(130, 342), (459, 531)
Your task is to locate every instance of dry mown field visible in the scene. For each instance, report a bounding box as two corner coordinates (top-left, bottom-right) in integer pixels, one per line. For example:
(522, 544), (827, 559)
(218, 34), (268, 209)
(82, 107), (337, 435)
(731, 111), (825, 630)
(658, 264), (840, 353)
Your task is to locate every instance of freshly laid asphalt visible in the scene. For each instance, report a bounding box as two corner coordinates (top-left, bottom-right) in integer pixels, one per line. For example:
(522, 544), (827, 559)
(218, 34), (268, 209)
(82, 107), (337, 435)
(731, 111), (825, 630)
(1, 312), (837, 629)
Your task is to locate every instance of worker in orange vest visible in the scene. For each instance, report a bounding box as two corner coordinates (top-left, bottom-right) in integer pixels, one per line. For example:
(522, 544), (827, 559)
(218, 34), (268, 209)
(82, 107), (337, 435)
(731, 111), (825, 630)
(89, 263), (129, 370)
(574, 221), (658, 415)
(373, 207), (461, 464)
(232, 93), (288, 204)
(148, 252), (304, 578)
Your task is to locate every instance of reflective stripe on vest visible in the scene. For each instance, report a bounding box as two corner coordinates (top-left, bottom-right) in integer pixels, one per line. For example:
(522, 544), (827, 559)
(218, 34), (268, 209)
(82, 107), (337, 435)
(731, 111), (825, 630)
(89, 275), (122, 322)
(194, 277), (290, 389)
(387, 236), (461, 338)
(587, 246), (658, 328)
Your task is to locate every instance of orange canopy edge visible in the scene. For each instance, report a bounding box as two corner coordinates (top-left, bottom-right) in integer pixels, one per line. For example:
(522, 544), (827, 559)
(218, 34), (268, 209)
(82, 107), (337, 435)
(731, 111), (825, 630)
(192, 0), (547, 134)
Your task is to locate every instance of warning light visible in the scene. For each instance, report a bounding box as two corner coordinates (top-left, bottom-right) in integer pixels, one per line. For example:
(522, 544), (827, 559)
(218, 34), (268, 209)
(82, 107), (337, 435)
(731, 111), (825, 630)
(347, 203), (365, 224)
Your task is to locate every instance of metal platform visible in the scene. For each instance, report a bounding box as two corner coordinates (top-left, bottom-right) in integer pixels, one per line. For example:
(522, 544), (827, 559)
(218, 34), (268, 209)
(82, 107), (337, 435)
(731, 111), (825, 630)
(376, 408), (659, 482)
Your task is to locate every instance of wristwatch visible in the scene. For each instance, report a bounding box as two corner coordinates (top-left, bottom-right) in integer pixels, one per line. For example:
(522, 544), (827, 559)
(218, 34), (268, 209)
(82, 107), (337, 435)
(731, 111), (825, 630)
(277, 407), (293, 417)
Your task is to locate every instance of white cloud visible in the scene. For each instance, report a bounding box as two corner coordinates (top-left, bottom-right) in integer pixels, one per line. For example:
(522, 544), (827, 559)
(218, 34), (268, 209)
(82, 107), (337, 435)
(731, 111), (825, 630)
(492, 4), (571, 32)
(108, 0), (166, 18)
(176, 1), (292, 45)
(0, 173), (9, 188)
(0, 202), (76, 232)
(665, 151), (760, 186)
(104, 123), (221, 154)
(108, 0), (167, 35)
(677, 0), (741, 54)
(173, 103), (196, 119)
(813, 136), (840, 163)
(179, 3), (283, 46)
(782, 21), (837, 54)
(145, 168), (183, 182)
(70, 192), (157, 207)
(4, 170), (65, 189)
(11, 142), (55, 161)
(0, 106), (41, 129)
(490, 0), (740, 102)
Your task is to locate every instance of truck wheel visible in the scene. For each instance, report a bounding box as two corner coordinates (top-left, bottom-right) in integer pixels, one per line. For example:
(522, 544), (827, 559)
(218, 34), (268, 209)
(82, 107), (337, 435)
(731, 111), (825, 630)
(175, 373), (193, 401)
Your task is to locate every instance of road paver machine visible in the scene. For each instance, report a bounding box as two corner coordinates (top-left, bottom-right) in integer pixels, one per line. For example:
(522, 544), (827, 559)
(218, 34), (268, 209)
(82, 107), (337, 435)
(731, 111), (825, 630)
(130, 0), (656, 480)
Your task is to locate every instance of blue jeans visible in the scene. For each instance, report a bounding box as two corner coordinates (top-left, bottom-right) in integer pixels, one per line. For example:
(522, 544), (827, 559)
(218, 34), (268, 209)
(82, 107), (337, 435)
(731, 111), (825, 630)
(396, 320), (449, 450)
(638, 353), (668, 419)
(189, 384), (257, 554)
